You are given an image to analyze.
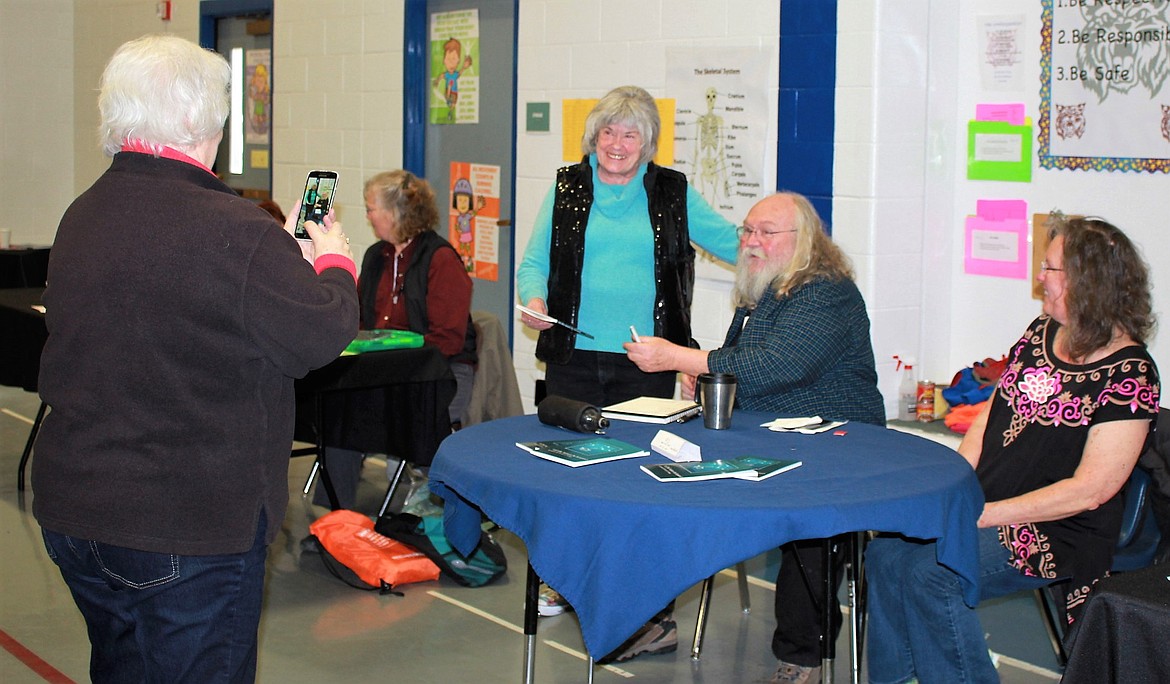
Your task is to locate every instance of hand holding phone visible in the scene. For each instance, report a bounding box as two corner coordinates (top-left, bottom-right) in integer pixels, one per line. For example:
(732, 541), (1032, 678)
(294, 170), (339, 241)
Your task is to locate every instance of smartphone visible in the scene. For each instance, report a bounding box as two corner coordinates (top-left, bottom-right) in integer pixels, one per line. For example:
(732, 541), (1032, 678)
(294, 170), (339, 240)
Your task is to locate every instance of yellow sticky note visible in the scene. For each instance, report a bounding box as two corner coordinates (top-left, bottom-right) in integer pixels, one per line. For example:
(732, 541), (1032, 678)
(250, 149), (270, 170)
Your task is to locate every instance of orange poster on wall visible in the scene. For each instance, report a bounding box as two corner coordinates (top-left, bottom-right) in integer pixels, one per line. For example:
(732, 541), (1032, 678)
(447, 161), (499, 282)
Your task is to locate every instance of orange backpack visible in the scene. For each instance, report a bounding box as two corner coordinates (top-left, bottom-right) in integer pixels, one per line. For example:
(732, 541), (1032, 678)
(309, 510), (440, 593)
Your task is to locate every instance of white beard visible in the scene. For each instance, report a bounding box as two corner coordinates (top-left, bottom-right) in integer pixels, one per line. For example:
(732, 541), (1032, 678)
(733, 247), (784, 306)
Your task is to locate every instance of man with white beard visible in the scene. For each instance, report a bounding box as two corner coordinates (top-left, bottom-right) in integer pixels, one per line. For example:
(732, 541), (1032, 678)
(624, 191), (884, 684)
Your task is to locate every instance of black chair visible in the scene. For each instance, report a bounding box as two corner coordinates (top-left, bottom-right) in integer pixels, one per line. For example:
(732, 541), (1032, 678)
(691, 532), (869, 684)
(1035, 464), (1162, 665)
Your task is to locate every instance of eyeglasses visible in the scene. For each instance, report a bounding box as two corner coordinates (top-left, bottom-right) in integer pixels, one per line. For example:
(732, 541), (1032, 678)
(1039, 260), (1064, 273)
(736, 225), (796, 240)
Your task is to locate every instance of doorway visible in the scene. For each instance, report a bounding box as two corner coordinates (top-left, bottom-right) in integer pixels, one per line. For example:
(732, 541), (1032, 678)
(407, 0), (518, 345)
(200, 0), (275, 201)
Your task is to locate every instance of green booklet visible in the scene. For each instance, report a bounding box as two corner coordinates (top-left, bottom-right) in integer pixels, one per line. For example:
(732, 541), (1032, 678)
(640, 456), (803, 482)
(342, 329), (425, 355)
(515, 437), (650, 467)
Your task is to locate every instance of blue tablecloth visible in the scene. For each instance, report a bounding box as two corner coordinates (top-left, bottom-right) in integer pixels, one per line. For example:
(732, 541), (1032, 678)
(430, 411), (984, 659)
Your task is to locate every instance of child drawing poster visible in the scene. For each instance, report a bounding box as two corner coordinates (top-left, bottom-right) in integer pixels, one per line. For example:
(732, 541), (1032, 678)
(245, 49), (271, 144)
(448, 161), (499, 282)
(430, 10), (480, 124)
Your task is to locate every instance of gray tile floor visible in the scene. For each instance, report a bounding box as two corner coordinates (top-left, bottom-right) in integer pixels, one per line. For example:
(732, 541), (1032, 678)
(0, 385), (1062, 683)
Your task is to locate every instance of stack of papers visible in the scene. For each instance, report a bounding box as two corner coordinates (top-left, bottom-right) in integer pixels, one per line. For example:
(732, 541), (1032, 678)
(760, 416), (846, 434)
(516, 437), (649, 467)
(641, 456), (802, 482)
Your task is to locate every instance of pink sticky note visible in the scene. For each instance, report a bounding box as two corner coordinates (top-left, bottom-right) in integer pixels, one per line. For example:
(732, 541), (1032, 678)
(976, 199), (1027, 222)
(975, 103), (1025, 126)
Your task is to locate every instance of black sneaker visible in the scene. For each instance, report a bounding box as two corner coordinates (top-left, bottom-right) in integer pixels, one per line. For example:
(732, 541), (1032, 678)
(597, 614), (678, 664)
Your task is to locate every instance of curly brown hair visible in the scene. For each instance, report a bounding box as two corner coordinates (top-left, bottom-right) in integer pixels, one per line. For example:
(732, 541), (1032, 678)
(1049, 215), (1155, 358)
(364, 170), (439, 243)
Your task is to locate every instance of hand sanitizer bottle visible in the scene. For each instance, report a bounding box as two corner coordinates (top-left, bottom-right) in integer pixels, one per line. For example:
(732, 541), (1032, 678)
(895, 356), (917, 422)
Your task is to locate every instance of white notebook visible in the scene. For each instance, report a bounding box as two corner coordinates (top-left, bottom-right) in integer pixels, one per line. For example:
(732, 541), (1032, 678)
(602, 397), (703, 424)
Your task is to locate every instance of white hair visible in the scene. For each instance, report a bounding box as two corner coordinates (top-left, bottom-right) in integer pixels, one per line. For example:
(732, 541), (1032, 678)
(580, 85), (660, 166)
(98, 35), (231, 157)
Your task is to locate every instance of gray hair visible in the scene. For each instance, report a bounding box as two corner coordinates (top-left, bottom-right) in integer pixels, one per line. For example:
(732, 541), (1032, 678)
(581, 85), (660, 166)
(98, 35), (231, 157)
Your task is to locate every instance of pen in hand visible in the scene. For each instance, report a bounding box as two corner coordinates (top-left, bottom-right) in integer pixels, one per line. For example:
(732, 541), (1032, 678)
(629, 325), (641, 343)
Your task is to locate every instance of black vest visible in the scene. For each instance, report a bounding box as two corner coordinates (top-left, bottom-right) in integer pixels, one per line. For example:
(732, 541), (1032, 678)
(536, 157), (695, 364)
(359, 230), (477, 364)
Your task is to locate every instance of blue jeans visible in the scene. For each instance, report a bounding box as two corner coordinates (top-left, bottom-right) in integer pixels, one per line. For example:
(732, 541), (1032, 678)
(865, 527), (1053, 684)
(41, 513), (269, 683)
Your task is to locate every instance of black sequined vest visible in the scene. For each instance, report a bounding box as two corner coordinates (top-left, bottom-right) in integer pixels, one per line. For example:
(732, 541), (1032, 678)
(536, 157), (694, 364)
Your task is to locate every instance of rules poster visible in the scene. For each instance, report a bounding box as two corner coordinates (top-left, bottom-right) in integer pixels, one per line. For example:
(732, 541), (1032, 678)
(1039, 0), (1170, 172)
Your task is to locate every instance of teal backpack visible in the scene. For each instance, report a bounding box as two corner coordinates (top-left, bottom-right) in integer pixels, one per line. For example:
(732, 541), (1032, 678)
(375, 512), (507, 587)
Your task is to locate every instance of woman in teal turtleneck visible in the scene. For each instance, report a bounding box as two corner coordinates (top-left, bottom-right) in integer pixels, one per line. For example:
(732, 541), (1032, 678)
(516, 85), (738, 660)
(518, 85), (738, 408)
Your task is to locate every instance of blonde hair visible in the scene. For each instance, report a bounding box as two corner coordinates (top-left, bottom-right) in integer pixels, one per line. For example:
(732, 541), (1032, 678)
(364, 170), (439, 242)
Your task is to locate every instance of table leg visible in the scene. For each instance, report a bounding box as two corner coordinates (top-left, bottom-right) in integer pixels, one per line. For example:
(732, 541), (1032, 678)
(314, 394), (341, 510)
(691, 575), (715, 659)
(301, 459), (321, 495)
(377, 458), (409, 518)
(524, 562), (539, 684)
(16, 400), (47, 492)
(848, 532), (866, 684)
(821, 537), (835, 683)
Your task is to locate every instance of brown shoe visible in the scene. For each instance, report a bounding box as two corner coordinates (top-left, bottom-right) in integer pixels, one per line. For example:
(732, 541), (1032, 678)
(597, 614), (678, 664)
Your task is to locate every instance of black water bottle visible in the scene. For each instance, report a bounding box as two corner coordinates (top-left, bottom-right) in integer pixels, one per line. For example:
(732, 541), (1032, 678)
(537, 395), (610, 433)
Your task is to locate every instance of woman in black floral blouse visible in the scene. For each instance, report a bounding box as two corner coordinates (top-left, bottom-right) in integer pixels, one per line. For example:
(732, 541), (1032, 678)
(866, 215), (1160, 684)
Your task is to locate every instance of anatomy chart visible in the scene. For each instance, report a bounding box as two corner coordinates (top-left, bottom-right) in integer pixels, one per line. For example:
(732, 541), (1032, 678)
(667, 46), (770, 222)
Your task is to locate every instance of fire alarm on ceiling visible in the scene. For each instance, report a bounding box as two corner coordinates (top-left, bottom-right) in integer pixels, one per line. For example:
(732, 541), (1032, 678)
(156, 1), (172, 21)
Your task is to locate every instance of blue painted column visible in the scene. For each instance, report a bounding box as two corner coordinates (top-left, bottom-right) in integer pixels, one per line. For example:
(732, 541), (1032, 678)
(777, 0), (838, 232)
(403, 0), (427, 177)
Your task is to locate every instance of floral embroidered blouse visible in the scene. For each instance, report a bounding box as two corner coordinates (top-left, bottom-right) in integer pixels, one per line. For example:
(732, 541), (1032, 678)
(976, 316), (1160, 623)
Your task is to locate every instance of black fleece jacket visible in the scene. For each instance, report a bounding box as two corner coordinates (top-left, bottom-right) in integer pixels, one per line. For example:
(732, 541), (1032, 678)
(33, 152), (359, 555)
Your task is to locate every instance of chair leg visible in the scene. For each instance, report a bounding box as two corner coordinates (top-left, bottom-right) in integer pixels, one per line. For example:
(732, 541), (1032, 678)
(1034, 585), (1069, 666)
(690, 575), (715, 660)
(378, 458), (409, 518)
(16, 400), (48, 492)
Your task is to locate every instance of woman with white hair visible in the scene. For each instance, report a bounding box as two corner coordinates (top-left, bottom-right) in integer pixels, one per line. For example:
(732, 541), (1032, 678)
(516, 85), (739, 660)
(34, 35), (358, 682)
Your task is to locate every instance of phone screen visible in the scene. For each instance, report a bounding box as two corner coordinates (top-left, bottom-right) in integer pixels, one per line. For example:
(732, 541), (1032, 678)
(294, 171), (339, 240)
